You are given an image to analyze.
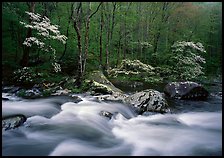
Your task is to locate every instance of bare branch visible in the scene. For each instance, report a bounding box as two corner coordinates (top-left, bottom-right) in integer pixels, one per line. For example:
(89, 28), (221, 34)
(89, 2), (102, 19)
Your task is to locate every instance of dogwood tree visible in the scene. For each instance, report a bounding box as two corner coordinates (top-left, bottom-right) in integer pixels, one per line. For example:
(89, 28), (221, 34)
(20, 11), (67, 72)
(169, 41), (206, 80)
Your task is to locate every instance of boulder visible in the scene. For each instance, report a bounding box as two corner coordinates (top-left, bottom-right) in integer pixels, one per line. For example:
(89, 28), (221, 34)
(125, 89), (170, 114)
(164, 81), (209, 100)
(2, 114), (27, 131)
(16, 88), (42, 99)
(2, 86), (21, 93)
(85, 71), (123, 95)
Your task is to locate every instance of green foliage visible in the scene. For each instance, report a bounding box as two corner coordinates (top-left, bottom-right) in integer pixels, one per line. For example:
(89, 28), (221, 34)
(16, 89), (26, 97)
(2, 2), (222, 87)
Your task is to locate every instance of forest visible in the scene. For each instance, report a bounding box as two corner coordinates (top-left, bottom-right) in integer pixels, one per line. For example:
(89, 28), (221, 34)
(2, 2), (222, 156)
(2, 2), (222, 90)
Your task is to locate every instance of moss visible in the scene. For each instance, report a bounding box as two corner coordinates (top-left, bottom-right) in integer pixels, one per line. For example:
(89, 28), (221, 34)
(16, 89), (26, 97)
(42, 89), (52, 97)
(84, 71), (123, 95)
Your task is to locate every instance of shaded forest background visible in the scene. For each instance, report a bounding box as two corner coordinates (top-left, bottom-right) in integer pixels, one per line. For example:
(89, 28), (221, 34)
(2, 2), (222, 86)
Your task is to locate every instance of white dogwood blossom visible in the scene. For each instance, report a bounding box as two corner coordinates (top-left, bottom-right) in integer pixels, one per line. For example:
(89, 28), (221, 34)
(170, 41), (207, 80)
(20, 11), (67, 72)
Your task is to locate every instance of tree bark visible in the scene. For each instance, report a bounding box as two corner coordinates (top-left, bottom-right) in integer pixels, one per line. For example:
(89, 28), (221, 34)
(153, 2), (169, 54)
(20, 2), (35, 67)
(83, 2), (91, 74)
(73, 2), (83, 84)
(99, 3), (104, 66)
(105, 2), (111, 70)
(59, 3), (74, 61)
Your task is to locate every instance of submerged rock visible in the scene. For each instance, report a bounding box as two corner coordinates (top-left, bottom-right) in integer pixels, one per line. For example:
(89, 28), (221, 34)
(2, 86), (21, 93)
(2, 114), (27, 131)
(99, 111), (114, 119)
(125, 89), (170, 114)
(164, 81), (209, 100)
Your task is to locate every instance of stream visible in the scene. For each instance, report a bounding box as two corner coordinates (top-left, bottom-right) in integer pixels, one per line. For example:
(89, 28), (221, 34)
(2, 83), (222, 156)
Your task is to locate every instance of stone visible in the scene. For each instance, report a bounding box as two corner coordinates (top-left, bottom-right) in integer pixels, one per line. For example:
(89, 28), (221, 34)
(2, 114), (27, 131)
(86, 71), (123, 95)
(99, 111), (113, 119)
(52, 89), (72, 96)
(125, 89), (170, 114)
(164, 81), (209, 100)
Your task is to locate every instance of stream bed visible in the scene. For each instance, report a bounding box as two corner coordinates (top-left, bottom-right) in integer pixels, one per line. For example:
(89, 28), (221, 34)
(2, 84), (222, 156)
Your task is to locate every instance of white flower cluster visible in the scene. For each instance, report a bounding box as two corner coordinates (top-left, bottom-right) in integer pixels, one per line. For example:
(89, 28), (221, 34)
(140, 42), (153, 47)
(20, 11), (67, 73)
(171, 41), (206, 53)
(23, 37), (45, 48)
(20, 12), (67, 48)
(132, 41), (153, 48)
(170, 41), (207, 80)
(52, 62), (61, 73)
(13, 67), (37, 83)
(25, 11), (41, 21)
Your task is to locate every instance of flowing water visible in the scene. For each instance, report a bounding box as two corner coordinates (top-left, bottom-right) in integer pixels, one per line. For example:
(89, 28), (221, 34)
(2, 88), (222, 156)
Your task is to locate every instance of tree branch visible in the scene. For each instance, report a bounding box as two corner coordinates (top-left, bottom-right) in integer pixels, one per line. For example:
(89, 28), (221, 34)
(89, 2), (102, 19)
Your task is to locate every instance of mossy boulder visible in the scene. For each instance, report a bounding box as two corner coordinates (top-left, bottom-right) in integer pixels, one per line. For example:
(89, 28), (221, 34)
(85, 71), (123, 95)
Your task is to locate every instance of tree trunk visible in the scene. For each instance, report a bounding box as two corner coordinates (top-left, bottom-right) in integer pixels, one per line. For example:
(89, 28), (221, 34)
(153, 2), (169, 54)
(59, 3), (74, 61)
(20, 2), (35, 67)
(110, 2), (116, 40)
(83, 2), (91, 74)
(73, 2), (83, 85)
(105, 2), (111, 70)
(99, 3), (104, 66)
(117, 25), (122, 66)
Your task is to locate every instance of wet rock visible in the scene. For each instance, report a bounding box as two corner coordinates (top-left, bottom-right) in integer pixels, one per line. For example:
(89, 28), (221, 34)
(2, 114), (27, 131)
(99, 111), (114, 119)
(16, 88), (42, 99)
(52, 89), (71, 96)
(69, 94), (83, 103)
(2, 93), (21, 101)
(2, 86), (21, 93)
(2, 97), (10, 101)
(164, 81), (209, 100)
(96, 92), (128, 103)
(125, 89), (170, 114)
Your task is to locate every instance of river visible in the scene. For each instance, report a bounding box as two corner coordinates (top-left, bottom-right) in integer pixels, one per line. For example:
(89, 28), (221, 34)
(2, 84), (222, 156)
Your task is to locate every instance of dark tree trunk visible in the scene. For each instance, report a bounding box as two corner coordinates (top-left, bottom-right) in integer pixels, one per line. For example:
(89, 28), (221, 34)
(20, 2), (35, 67)
(73, 2), (83, 85)
(59, 3), (74, 61)
(153, 2), (169, 54)
(105, 2), (111, 70)
(99, 4), (104, 66)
